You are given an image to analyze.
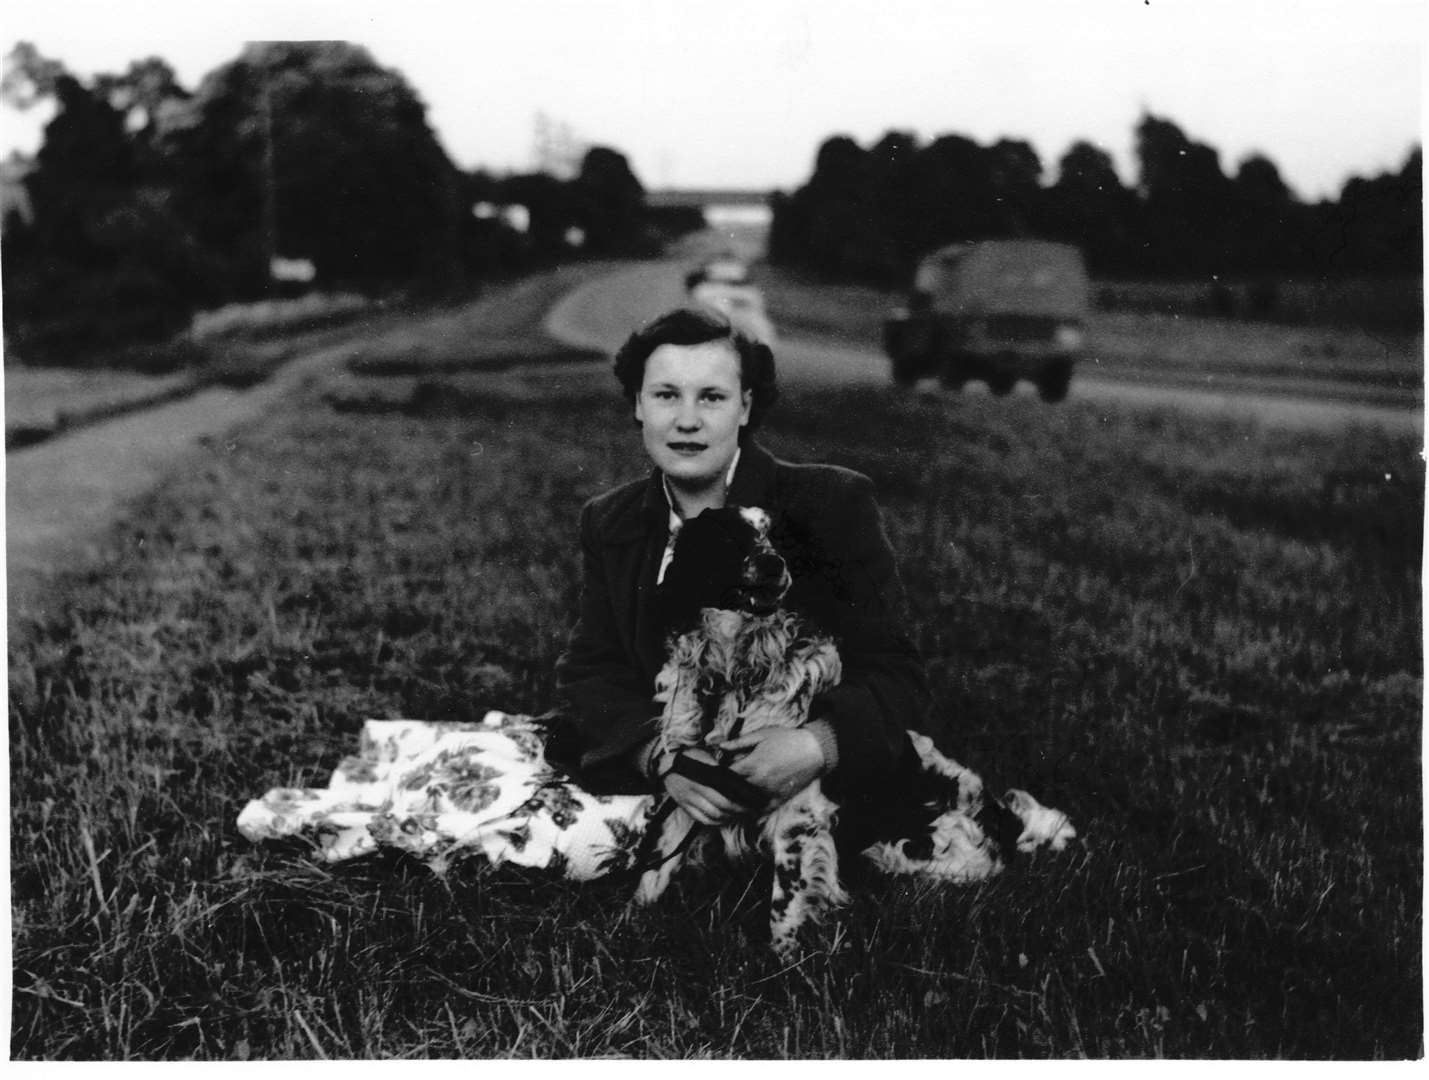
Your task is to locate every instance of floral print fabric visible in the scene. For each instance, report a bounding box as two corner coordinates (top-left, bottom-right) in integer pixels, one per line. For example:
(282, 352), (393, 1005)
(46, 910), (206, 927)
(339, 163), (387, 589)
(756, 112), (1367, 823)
(237, 711), (658, 880)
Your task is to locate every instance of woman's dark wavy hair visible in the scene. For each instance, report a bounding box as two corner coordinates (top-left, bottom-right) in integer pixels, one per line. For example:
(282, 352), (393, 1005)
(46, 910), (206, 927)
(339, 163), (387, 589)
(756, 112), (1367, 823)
(612, 307), (779, 440)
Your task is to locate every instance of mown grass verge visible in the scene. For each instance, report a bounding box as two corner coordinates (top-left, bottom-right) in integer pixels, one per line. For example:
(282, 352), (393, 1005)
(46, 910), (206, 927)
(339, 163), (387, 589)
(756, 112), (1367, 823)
(8, 349), (1422, 1058)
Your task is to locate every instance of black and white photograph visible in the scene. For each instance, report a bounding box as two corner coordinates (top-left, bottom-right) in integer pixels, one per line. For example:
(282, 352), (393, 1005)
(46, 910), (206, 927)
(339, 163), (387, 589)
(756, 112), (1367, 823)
(4, 0), (1423, 1060)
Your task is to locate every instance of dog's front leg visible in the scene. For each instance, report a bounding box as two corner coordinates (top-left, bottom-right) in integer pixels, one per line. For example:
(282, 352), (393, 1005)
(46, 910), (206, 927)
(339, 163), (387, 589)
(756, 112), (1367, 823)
(635, 803), (699, 904)
(654, 641), (708, 760)
(766, 791), (846, 958)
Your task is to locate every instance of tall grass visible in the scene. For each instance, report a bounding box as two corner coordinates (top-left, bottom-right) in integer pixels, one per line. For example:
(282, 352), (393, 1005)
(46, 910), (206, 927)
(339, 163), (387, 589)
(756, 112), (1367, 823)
(9, 360), (1422, 1058)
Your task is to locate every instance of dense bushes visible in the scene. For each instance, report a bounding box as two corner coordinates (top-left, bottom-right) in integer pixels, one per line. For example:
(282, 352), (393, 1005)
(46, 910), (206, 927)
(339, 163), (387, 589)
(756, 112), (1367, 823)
(1, 42), (663, 368)
(770, 114), (1422, 290)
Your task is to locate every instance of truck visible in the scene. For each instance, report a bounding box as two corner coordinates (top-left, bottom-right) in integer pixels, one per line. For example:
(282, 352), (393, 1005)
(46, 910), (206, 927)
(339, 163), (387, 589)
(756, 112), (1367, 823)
(882, 240), (1091, 401)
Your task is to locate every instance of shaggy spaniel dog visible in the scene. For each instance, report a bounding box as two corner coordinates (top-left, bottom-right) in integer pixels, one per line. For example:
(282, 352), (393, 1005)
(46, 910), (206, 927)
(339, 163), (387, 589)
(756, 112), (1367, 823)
(634, 505), (1075, 957)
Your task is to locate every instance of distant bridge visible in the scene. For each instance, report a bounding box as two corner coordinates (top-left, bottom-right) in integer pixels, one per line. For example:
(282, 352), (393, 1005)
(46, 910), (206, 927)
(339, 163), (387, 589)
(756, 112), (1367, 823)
(646, 188), (775, 209)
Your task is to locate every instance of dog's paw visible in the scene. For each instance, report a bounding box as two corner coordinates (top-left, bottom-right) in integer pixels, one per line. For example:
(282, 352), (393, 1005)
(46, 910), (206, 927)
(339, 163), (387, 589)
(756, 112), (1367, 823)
(1003, 789), (1077, 853)
(634, 867), (670, 905)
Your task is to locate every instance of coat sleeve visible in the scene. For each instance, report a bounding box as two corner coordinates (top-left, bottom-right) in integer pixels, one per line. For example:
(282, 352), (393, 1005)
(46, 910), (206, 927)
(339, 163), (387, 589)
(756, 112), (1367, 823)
(809, 474), (932, 796)
(545, 501), (661, 794)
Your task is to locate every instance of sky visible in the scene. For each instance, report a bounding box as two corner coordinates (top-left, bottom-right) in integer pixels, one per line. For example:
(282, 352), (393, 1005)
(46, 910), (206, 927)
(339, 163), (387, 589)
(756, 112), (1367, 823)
(1, 0), (1424, 201)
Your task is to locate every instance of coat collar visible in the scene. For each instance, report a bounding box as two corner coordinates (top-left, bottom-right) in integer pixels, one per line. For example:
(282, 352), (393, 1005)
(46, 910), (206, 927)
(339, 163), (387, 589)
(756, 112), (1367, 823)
(727, 439), (778, 507)
(605, 439), (779, 544)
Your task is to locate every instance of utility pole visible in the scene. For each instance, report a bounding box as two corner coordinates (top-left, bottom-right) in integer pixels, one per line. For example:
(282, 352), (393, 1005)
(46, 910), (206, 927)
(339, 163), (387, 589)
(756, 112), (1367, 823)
(260, 77), (278, 293)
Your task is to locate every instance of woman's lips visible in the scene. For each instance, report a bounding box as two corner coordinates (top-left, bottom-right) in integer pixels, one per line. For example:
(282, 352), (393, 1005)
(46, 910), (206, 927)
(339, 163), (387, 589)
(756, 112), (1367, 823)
(667, 442), (707, 455)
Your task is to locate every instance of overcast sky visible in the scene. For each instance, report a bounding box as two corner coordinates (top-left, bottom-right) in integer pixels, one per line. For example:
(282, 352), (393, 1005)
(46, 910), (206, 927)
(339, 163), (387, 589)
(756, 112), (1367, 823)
(2, 0), (1423, 200)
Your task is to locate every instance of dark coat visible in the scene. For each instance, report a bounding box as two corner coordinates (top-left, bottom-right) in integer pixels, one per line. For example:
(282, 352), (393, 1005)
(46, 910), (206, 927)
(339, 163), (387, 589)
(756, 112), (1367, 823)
(545, 440), (933, 797)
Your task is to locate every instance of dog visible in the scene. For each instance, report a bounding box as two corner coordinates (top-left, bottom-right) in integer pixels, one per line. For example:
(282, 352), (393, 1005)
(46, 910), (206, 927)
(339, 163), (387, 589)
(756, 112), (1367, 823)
(635, 505), (846, 956)
(632, 505), (1076, 957)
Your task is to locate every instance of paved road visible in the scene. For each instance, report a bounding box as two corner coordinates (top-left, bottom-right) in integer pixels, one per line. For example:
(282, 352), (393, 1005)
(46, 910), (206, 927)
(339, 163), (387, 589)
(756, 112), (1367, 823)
(547, 259), (1423, 436)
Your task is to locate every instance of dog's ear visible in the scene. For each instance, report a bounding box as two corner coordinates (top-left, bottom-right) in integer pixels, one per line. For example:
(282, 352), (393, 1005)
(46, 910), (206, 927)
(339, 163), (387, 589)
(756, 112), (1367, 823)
(736, 506), (772, 541)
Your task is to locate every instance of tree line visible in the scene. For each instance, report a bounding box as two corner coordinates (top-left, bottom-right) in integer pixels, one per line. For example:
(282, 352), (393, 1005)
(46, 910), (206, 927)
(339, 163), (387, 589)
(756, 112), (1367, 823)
(1, 41), (654, 366)
(768, 119), (1422, 287)
(7, 37), (1418, 364)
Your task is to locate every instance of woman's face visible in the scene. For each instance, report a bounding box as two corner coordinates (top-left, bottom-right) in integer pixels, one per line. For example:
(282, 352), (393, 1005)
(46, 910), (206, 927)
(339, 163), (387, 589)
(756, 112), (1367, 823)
(635, 339), (751, 490)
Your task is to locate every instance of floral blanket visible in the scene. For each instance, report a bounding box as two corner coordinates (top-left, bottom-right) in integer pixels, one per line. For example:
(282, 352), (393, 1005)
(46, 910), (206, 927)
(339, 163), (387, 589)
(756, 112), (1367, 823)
(237, 711), (659, 880)
(239, 711), (1077, 884)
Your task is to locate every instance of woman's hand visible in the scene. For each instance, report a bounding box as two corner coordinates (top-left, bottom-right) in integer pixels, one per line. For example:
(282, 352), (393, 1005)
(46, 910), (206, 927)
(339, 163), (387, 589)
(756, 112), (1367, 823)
(718, 728), (826, 807)
(661, 746), (751, 826)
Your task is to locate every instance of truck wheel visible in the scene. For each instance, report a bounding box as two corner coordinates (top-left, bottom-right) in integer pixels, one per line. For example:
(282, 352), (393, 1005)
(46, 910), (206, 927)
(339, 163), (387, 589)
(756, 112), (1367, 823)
(986, 372), (1016, 397)
(890, 357), (920, 388)
(940, 359), (967, 391)
(886, 318), (930, 387)
(1037, 363), (1072, 403)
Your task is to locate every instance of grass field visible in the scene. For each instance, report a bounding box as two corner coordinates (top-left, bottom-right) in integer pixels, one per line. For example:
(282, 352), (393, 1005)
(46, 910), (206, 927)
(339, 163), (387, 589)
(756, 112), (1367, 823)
(8, 289), (1424, 1058)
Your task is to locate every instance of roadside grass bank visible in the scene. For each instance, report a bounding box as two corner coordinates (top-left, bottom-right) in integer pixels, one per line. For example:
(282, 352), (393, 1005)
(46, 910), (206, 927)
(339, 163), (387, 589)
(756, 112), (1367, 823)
(754, 266), (1423, 403)
(6, 324), (367, 451)
(4, 263), (616, 451)
(6, 296), (388, 450)
(6, 366), (198, 449)
(9, 363), (1422, 1057)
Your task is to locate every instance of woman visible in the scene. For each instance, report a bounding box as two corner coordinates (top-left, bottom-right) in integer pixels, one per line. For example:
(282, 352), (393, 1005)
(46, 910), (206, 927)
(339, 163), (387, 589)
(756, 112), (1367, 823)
(239, 306), (941, 873)
(545, 307), (933, 828)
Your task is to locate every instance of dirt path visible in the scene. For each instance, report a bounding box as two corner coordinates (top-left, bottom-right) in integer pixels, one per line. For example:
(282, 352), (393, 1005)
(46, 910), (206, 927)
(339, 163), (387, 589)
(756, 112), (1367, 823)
(7, 341), (361, 633)
(6, 263), (616, 638)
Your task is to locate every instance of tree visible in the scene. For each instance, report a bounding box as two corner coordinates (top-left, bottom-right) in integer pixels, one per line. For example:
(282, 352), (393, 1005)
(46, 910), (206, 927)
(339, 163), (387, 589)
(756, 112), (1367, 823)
(771, 113), (1418, 289)
(985, 138), (1044, 234)
(1323, 146), (1423, 273)
(28, 74), (136, 258)
(0, 41), (67, 110)
(1047, 141), (1140, 273)
(469, 169), (583, 270)
(1135, 113), (1235, 274)
(868, 130), (923, 274)
(571, 145), (645, 255)
(1224, 153), (1299, 275)
(1, 45), (211, 362)
(162, 41), (463, 292)
(803, 135), (886, 278)
(1, 44), (139, 260)
(1234, 153), (1291, 207)
(906, 134), (996, 252)
(93, 58), (190, 172)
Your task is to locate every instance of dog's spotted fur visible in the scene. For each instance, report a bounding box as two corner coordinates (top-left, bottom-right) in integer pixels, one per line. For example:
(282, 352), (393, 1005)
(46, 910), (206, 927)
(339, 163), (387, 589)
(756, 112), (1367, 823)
(636, 508), (847, 955)
(634, 505), (1076, 957)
